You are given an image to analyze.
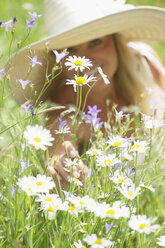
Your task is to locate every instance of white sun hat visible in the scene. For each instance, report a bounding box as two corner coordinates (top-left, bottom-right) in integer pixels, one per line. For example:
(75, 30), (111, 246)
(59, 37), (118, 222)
(7, 0), (165, 104)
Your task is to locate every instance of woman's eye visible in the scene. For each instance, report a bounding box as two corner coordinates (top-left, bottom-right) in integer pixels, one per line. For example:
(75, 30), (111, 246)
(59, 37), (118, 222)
(66, 47), (78, 54)
(88, 39), (102, 48)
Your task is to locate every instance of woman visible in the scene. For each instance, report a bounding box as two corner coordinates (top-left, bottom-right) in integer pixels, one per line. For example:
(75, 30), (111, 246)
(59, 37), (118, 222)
(7, 0), (165, 188)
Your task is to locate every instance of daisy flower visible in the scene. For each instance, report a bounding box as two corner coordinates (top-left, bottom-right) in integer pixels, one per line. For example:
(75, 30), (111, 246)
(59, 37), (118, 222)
(106, 135), (128, 148)
(17, 175), (55, 196)
(66, 204), (82, 216)
(17, 176), (36, 196)
(36, 193), (60, 207)
(93, 201), (130, 219)
(70, 178), (83, 186)
(33, 174), (55, 194)
(64, 158), (79, 167)
(55, 117), (71, 134)
(130, 140), (150, 153)
(67, 195), (91, 210)
(83, 234), (114, 248)
(86, 147), (103, 157)
(97, 67), (110, 84)
(128, 214), (160, 234)
(144, 119), (164, 129)
(65, 55), (93, 72)
(55, 125), (71, 134)
(157, 236), (165, 247)
(110, 170), (133, 186)
(74, 240), (86, 248)
(66, 74), (96, 92)
(118, 183), (141, 200)
(139, 183), (155, 192)
(121, 104), (140, 113)
(96, 154), (120, 168)
(41, 200), (68, 220)
(120, 149), (133, 161)
(24, 125), (54, 150)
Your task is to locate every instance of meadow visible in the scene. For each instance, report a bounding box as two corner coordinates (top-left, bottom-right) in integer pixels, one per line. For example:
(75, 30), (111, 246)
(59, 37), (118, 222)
(0, 1), (165, 247)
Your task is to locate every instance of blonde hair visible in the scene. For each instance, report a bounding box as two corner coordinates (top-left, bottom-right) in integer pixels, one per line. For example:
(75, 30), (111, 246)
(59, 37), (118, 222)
(114, 34), (165, 118)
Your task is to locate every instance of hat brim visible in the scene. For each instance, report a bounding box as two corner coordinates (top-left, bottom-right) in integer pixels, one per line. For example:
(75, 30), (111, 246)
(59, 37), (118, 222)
(7, 6), (165, 104)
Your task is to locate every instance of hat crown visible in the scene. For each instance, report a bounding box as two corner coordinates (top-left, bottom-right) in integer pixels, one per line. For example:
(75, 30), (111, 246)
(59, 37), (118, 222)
(44, 0), (133, 36)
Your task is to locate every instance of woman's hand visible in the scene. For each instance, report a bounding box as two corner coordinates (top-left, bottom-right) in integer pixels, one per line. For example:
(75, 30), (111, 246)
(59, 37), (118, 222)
(47, 141), (88, 192)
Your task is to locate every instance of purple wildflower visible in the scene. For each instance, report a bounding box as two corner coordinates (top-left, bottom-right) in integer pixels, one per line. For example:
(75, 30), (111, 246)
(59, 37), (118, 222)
(0, 68), (4, 78)
(59, 117), (67, 128)
(87, 168), (92, 177)
(52, 49), (68, 63)
(0, 21), (2, 26)
(21, 103), (33, 112)
(26, 19), (35, 28)
(21, 143), (25, 151)
(28, 11), (42, 21)
(146, 87), (153, 95)
(105, 223), (113, 233)
(85, 105), (103, 131)
(149, 99), (157, 109)
(105, 223), (118, 233)
(87, 105), (101, 117)
(31, 105), (35, 117)
(154, 108), (157, 117)
(126, 167), (135, 176)
(115, 109), (128, 120)
(2, 21), (13, 31)
(13, 17), (17, 24)
(11, 186), (16, 197)
(20, 159), (27, 173)
(28, 55), (42, 67)
(18, 79), (31, 89)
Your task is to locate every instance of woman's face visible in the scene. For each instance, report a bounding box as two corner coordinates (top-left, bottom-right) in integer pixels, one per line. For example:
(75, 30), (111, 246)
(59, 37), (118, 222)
(63, 35), (119, 92)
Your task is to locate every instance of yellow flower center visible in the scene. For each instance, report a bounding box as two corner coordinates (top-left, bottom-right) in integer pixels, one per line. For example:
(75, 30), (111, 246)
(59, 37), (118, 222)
(79, 201), (84, 205)
(74, 178), (80, 182)
(144, 185), (149, 188)
(76, 76), (86, 85)
(46, 197), (52, 201)
(36, 181), (43, 186)
(128, 191), (133, 196)
(132, 144), (140, 149)
(113, 141), (121, 147)
(34, 137), (41, 143)
(47, 207), (54, 212)
(28, 188), (31, 191)
(55, 205), (58, 208)
(104, 159), (112, 166)
(118, 178), (125, 183)
(68, 206), (75, 211)
(106, 209), (115, 215)
(139, 223), (149, 229)
(128, 105), (134, 111)
(74, 60), (83, 66)
(94, 238), (102, 244)
(92, 151), (97, 155)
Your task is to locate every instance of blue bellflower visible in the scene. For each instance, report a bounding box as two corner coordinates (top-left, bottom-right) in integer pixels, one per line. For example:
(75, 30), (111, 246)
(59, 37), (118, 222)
(18, 79), (31, 89)
(52, 49), (68, 63)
